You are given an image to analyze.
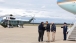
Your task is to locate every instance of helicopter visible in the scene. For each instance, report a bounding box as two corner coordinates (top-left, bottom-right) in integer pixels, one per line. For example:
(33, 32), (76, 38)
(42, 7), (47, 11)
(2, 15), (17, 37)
(0, 14), (35, 28)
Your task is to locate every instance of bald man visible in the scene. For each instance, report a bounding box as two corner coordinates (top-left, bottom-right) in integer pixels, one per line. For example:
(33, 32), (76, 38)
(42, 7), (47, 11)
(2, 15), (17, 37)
(51, 23), (56, 42)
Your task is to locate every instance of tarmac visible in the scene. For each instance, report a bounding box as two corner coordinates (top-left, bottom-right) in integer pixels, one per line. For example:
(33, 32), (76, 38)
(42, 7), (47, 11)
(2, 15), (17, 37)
(0, 25), (76, 43)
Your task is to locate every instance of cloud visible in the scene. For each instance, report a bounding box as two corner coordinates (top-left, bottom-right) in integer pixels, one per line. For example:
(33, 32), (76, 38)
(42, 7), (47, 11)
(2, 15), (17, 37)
(0, 0), (75, 21)
(0, 0), (57, 10)
(0, 7), (75, 19)
(0, 8), (25, 15)
(0, 0), (4, 2)
(41, 6), (46, 9)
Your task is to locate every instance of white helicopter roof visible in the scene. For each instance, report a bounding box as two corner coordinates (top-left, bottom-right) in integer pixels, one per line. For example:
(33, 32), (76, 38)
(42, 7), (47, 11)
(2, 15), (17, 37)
(2, 15), (30, 21)
(3, 17), (6, 20)
(2, 16), (11, 20)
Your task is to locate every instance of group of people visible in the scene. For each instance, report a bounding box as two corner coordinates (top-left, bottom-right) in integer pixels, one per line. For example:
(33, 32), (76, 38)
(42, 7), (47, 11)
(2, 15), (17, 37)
(38, 21), (68, 42)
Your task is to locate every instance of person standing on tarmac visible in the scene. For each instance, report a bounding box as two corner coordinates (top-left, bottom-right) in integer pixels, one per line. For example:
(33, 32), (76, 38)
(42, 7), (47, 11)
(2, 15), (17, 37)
(51, 22), (56, 42)
(61, 22), (68, 41)
(38, 22), (45, 42)
(45, 21), (50, 42)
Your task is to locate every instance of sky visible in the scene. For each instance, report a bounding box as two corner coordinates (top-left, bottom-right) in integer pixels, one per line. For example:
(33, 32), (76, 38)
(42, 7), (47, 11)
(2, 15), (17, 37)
(0, 0), (76, 23)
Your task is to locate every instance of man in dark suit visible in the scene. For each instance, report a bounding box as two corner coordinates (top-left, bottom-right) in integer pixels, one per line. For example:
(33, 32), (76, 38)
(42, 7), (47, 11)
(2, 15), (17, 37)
(38, 22), (45, 42)
(61, 23), (68, 40)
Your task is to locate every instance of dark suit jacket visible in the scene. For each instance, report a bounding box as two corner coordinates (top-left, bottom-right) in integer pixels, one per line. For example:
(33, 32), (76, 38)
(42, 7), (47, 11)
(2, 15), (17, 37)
(61, 26), (68, 34)
(51, 24), (56, 32)
(38, 24), (45, 31)
(46, 24), (50, 31)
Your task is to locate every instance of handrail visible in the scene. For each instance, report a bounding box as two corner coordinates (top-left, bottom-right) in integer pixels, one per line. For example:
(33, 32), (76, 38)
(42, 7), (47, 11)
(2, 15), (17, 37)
(67, 22), (76, 39)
